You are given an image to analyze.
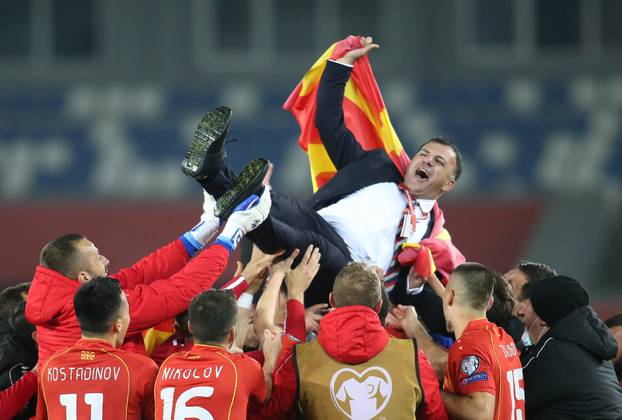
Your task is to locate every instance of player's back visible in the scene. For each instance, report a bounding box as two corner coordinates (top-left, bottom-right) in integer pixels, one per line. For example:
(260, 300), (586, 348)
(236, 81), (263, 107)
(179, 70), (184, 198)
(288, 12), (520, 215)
(155, 344), (266, 420)
(38, 338), (158, 420)
(445, 319), (525, 420)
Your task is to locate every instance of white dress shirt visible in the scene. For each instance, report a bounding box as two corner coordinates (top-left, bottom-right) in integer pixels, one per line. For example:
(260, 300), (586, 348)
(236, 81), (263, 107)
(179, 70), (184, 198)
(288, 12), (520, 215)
(317, 182), (435, 274)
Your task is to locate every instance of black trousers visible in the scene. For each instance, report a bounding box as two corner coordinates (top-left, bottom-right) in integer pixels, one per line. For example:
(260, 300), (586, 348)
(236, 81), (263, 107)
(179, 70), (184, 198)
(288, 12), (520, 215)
(199, 162), (351, 305)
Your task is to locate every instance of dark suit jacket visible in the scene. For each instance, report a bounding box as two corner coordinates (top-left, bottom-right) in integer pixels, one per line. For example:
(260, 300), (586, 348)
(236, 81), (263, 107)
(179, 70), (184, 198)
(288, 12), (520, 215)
(307, 60), (403, 211)
(311, 60), (448, 336)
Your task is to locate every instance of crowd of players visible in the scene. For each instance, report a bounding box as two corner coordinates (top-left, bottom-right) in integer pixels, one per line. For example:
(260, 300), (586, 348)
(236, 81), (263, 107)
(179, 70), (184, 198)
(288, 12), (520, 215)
(1, 35), (622, 419)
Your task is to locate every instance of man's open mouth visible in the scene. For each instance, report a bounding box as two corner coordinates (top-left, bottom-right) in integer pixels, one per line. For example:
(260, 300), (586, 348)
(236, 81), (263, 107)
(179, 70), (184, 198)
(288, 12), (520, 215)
(415, 168), (430, 180)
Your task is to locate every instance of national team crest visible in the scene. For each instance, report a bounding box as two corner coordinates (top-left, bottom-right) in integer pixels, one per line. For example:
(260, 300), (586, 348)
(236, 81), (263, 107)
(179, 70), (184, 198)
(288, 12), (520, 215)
(80, 351), (95, 360)
(460, 355), (480, 376)
(329, 366), (392, 420)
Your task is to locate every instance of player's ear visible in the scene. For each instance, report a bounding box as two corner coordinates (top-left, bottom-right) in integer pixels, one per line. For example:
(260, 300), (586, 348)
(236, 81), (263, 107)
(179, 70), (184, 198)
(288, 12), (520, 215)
(329, 293), (336, 308)
(31, 331), (38, 344)
(228, 326), (236, 343)
(374, 299), (382, 314)
(113, 318), (122, 333)
(486, 296), (494, 311)
(446, 288), (455, 306)
(187, 321), (193, 335)
(77, 271), (91, 284)
(441, 178), (456, 193)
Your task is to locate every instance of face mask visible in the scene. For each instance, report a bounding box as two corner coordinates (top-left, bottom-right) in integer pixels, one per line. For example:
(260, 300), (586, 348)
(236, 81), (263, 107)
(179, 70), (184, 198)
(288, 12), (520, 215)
(521, 329), (532, 347)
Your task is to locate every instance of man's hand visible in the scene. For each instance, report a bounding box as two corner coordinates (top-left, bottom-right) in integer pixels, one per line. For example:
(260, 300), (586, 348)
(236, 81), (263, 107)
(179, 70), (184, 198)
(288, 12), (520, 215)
(285, 245), (321, 301)
(390, 304), (420, 338)
(408, 266), (427, 289)
(262, 328), (283, 365)
(305, 303), (330, 334)
(226, 187), (272, 235)
(242, 245), (285, 293)
(336, 36), (380, 66)
(269, 248), (300, 278)
(217, 187), (272, 251)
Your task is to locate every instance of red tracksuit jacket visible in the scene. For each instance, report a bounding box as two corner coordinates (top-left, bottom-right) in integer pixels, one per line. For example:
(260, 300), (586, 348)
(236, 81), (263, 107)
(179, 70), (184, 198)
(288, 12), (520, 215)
(26, 239), (230, 364)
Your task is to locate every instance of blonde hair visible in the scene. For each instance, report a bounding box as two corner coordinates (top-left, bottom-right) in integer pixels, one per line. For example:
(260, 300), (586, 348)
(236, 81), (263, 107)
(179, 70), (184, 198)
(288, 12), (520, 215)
(332, 262), (381, 309)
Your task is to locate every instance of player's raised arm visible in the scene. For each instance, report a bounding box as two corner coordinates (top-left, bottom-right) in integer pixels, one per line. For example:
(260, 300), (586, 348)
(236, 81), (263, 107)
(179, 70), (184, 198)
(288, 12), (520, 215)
(315, 36), (379, 170)
(113, 190), (221, 289)
(124, 188), (272, 334)
(254, 249), (299, 342)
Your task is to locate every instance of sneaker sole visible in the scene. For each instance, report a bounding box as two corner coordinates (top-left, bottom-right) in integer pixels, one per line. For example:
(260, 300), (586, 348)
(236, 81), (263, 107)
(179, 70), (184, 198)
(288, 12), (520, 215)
(181, 106), (232, 178)
(214, 158), (270, 219)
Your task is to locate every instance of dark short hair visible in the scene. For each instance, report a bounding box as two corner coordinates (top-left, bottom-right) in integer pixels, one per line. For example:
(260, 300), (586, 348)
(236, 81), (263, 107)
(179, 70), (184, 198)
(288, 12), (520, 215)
(40, 234), (85, 279)
(605, 313), (622, 329)
(517, 261), (557, 284)
(453, 262), (495, 311)
(417, 137), (463, 181)
(9, 301), (36, 346)
(487, 272), (514, 325)
(74, 277), (124, 334)
(0, 282), (30, 321)
(189, 290), (237, 343)
(332, 262), (381, 309)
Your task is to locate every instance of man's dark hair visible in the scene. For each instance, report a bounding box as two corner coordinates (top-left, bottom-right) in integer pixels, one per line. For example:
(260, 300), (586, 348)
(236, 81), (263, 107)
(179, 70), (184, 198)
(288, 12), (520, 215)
(452, 262), (495, 311)
(487, 272), (514, 325)
(40, 234), (85, 279)
(332, 262), (381, 309)
(74, 277), (123, 334)
(189, 290), (237, 343)
(517, 260), (557, 284)
(417, 137), (463, 181)
(0, 282), (30, 321)
(605, 313), (622, 329)
(9, 301), (36, 346)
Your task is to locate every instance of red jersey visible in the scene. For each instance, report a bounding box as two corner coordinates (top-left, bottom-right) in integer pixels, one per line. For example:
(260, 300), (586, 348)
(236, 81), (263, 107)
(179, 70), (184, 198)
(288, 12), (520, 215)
(444, 319), (525, 420)
(154, 344), (267, 419)
(37, 338), (158, 420)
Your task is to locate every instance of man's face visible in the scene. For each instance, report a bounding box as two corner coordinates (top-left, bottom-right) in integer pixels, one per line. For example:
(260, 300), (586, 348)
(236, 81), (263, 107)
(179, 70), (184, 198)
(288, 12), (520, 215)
(404, 141), (457, 199)
(75, 239), (109, 280)
(115, 293), (130, 347)
(518, 299), (538, 328)
(504, 269), (528, 303)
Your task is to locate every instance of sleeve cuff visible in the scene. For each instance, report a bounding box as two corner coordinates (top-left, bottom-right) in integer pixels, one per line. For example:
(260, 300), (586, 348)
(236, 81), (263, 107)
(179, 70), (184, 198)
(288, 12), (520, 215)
(222, 275), (249, 299)
(328, 59), (353, 68)
(406, 283), (425, 296)
(214, 236), (235, 253)
(180, 233), (203, 257)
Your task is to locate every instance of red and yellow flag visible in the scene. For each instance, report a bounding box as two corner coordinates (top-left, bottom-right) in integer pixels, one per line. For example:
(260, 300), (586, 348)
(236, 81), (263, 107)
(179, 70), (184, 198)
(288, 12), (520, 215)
(142, 318), (176, 355)
(283, 35), (410, 191)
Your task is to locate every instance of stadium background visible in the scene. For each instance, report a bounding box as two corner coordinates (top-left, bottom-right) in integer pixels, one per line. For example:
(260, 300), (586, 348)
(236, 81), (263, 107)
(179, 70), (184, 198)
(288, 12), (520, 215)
(0, 0), (620, 315)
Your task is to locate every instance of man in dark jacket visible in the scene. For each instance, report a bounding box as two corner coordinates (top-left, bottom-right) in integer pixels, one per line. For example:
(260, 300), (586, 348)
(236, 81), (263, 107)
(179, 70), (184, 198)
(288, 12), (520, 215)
(0, 283), (29, 353)
(521, 275), (622, 419)
(0, 302), (37, 419)
(183, 36), (465, 320)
